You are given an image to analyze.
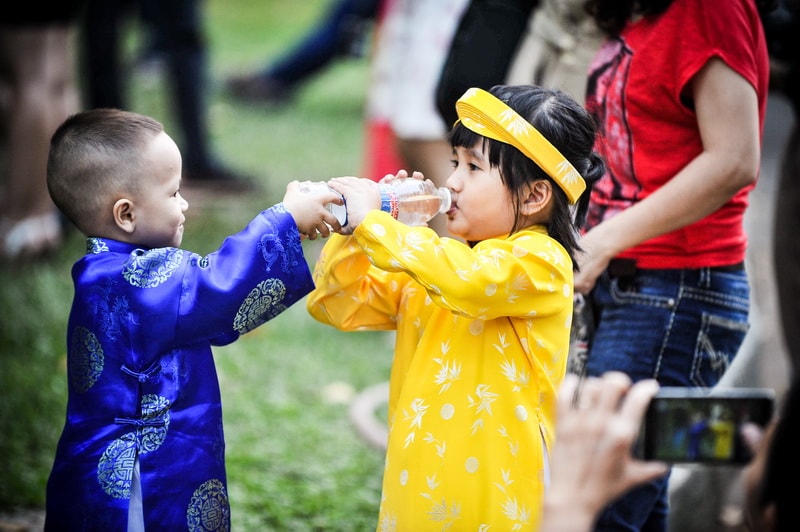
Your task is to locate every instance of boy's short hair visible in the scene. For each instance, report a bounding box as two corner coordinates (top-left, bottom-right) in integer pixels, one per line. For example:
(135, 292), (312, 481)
(47, 108), (165, 235)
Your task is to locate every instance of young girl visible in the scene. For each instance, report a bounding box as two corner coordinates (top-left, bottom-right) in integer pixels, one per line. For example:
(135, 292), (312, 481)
(576, 0), (770, 528)
(307, 85), (604, 530)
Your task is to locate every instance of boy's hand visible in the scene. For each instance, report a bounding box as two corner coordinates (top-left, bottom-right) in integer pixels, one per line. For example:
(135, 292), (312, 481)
(283, 180), (342, 239)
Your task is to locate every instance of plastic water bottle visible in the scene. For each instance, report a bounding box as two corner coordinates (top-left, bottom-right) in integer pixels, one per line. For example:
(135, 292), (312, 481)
(378, 178), (452, 226)
(298, 178), (452, 227)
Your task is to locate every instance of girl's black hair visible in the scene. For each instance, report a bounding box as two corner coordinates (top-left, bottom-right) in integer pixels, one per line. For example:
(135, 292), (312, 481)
(448, 84), (605, 270)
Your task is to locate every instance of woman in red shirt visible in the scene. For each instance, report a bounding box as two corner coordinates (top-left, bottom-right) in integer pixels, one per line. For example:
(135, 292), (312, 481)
(576, 0), (774, 530)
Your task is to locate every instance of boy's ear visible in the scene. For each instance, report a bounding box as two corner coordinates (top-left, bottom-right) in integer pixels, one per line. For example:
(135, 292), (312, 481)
(520, 180), (553, 216)
(113, 198), (136, 234)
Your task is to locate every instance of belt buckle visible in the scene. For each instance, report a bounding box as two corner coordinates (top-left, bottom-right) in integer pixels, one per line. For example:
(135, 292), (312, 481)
(608, 258), (637, 278)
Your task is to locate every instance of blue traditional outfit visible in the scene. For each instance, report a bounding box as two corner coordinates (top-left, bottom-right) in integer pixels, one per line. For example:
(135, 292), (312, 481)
(45, 205), (313, 531)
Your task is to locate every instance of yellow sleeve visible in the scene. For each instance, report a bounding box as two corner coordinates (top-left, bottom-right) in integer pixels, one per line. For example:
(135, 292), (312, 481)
(354, 210), (573, 320)
(306, 232), (410, 331)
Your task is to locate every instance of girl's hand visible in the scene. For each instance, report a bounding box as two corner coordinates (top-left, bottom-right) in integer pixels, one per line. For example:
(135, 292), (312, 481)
(378, 169), (424, 186)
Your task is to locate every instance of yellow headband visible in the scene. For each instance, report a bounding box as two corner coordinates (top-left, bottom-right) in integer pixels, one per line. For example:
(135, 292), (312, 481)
(455, 87), (586, 204)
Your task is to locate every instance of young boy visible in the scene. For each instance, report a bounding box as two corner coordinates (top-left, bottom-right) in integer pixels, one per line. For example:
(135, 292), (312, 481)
(43, 108), (341, 530)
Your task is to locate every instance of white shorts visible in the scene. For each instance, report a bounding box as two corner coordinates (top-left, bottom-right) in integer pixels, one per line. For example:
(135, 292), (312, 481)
(366, 0), (470, 140)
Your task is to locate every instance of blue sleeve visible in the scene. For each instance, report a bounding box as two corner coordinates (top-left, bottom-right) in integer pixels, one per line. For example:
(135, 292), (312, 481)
(174, 203), (315, 344)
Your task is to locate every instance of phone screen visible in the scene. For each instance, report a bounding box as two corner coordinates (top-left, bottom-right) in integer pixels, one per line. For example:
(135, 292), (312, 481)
(636, 387), (775, 465)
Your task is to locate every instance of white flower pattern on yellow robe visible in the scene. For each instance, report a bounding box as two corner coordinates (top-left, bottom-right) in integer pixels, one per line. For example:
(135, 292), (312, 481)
(307, 211), (573, 531)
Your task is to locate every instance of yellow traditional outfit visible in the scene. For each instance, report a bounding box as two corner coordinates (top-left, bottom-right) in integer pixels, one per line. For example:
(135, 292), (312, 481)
(307, 212), (573, 531)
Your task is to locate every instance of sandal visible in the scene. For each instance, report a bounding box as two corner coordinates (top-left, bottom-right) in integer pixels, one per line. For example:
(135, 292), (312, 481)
(0, 211), (63, 261)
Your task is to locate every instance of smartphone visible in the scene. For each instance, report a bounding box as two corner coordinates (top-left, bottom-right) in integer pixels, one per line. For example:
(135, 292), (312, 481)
(635, 387), (775, 465)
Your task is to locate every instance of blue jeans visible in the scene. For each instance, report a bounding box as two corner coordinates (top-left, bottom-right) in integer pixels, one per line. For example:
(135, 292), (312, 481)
(585, 264), (750, 532)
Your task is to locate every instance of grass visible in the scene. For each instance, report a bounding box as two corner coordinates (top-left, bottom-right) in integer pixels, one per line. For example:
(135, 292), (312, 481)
(0, 1), (394, 529)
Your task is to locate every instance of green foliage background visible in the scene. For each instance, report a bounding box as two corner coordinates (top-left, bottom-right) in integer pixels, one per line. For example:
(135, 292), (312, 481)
(0, 1), (393, 529)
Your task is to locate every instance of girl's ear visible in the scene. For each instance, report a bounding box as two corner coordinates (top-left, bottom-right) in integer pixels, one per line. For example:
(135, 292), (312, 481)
(113, 198), (136, 234)
(520, 179), (553, 216)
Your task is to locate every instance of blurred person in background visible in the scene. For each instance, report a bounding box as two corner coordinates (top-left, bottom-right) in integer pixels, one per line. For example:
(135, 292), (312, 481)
(82, 0), (255, 190)
(503, 0), (602, 106)
(0, 1), (85, 260)
(434, 0), (536, 129)
(574, 0), (774, 529)
(741, 372), (800, 532)
(225, 0), (380, 106)
(764, 0), (800, 376)
(435, 0), (601, 127)
(364, 0), (470, 235)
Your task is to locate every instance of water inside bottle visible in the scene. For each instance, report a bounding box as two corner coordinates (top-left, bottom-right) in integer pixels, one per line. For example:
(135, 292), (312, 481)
(396, 194), (447, 226)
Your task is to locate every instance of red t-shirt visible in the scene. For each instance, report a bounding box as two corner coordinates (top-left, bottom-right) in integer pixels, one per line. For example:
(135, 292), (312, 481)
(584, 0), (769, 269)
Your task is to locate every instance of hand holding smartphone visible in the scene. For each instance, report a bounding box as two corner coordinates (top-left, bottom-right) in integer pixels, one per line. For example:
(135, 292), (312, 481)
(635, 387), (775, 465)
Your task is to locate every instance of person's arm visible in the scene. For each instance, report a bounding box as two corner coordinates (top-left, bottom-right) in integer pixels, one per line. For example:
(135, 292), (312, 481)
(282, 179), (343, 238)
(328, 173), (573, 320)
(305, 231), (410, 331)
(174, 201), (315, 343)
(575, 57), (761, 294)
(349, 211), (572, 320)
(540, 372), (669, 532)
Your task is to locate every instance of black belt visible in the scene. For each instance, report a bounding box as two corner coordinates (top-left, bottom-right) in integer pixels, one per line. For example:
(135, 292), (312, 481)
(607, 258), (744, 277)
(710, 261), (745, 272)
